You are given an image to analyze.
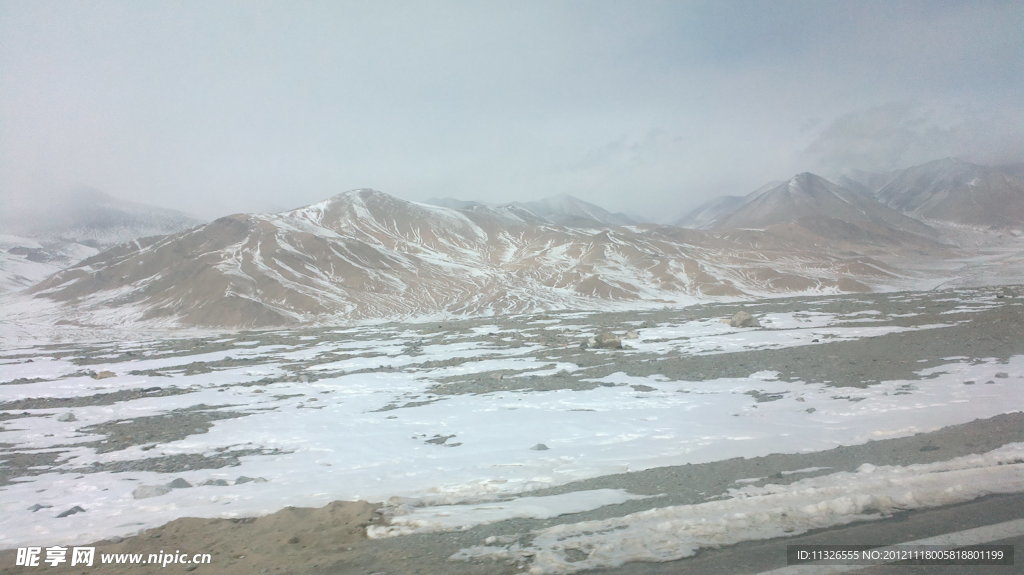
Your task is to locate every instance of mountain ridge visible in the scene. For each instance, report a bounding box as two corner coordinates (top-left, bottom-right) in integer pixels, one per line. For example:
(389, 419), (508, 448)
(25, 187), (899, 328)
(14, 158), (1019, 330)
(873, 158), (1024, 229)
(426, 193), (637, 228)
(703, 172), (944, 252)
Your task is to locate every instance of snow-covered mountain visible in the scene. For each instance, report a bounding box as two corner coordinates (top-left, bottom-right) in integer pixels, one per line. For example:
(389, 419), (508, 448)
(680, 159), (1024, 237)
(427, 193), (637, 228)
(0, 188), (202, 294)
(709, 173), (942, 250)
(423, 198), (551, 226)
(873, 158), (1024, 229)
(25, 189), (900, 328)
(831, 168), (892, 197)
(672, 195), (746, 229)
(515, 194), (638, 227)
(0, 235), (98, 295)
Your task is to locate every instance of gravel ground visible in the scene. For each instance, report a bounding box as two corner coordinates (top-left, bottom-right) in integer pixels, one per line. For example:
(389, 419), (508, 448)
(1, 414), (1017, 575)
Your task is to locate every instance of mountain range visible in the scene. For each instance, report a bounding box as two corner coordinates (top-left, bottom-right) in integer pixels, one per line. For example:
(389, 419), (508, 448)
(874, 158), (1024, 228)
(678, 158), (1024, 232)
(425, 194), (638, 227)
(711, 172), (944, 251)
(24, 187), (901, 328)
(8, 158), (1023, 329)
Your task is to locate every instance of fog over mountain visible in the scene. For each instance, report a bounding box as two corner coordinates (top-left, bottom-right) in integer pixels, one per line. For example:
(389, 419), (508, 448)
(2, 2), (1021, 221)
(0, 188), (201, 294)
(874, 159), (1024, 229)
(1, 187), (201, 247)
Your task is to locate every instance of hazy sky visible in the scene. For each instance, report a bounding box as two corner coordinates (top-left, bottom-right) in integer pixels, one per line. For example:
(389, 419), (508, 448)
(2, 0), (1021, 221)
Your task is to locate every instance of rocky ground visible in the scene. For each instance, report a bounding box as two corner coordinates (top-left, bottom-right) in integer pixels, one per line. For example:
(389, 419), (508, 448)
(1, 285), (1022, 574)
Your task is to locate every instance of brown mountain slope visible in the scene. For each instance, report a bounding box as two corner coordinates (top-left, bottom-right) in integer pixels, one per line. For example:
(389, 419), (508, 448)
(25, 189), (911, 328)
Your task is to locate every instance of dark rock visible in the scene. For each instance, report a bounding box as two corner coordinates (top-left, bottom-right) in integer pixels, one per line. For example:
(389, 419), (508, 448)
(56, 506), (86, 518)
(425, 434), (457, 445)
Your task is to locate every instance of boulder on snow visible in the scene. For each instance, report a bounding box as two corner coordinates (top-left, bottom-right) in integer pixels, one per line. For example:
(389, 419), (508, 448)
(132, 485), (171, 499)
(728, 311), (761, 328)
(56, 412), (77, 422)
(167, 478), (193, 489)
(584, 331), (623, 350)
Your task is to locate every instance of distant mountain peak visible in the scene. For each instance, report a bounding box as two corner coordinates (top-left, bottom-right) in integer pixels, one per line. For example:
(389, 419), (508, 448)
(787, 172), (836, 191)
(322, 188), (388, 204)
(425, 193), (637, 228)
(746, 172), (841, 205)
(875, 159), (1024, 228)
(1, 187), (202, 247)
(672, 195), (745, 229)
(515, 195), (637, 227)
(707, 171), (942, 248)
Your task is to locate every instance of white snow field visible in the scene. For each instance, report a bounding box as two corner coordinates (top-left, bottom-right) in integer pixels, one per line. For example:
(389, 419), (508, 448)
(0, 287), (1022, 574)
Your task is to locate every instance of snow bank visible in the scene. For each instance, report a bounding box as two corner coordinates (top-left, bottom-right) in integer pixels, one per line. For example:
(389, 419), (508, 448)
(453, 444), (1024, 574)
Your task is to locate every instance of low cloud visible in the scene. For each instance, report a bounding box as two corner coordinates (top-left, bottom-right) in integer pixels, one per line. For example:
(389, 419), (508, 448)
(804, 102), (1024, 174)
